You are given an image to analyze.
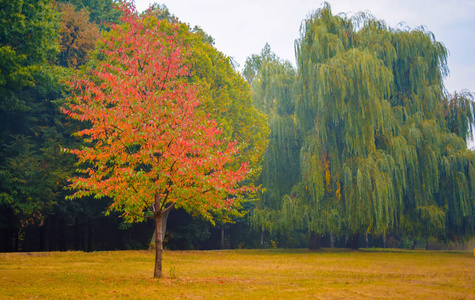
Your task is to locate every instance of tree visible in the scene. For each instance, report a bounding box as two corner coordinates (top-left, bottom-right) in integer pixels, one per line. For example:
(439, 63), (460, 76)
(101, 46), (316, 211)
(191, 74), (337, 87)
(0, 0), (60, 110)
(57, 2), (100, 68)
(55, 0), (122, 30)
(244, 3), (474, 250)
(244, 45), (301, 247)
(62, 4), (253, 278)
(290, 3), (475, 248)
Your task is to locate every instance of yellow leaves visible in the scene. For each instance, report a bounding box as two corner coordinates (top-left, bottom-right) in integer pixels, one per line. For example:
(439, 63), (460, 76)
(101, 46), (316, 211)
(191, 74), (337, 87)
(320, 152), (335, 194)
(324, 154), (331, 193)
(336, 180), (341, 201)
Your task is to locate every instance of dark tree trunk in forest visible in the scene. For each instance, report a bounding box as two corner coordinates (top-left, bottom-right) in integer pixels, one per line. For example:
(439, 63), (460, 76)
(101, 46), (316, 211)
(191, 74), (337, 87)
(74, 218), (81, 250)
(308, 232), (321, 250)
(220, 226), (225, 249)
(412, 240), (417, 250)
(350, 233), (359, 250)
(40, 221), (47, 251)
(330, 232), (334, 248)
(365, 232), (369, 248)
(260, 229), (264, 248)
(14, 232), (19, 252)
(58, 219), (65, 251)
(382, 232), (386, 248)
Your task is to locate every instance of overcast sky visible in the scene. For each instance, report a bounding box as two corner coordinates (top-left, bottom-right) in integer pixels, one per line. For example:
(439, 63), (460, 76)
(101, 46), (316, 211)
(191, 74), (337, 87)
(134, 0), (475, 94)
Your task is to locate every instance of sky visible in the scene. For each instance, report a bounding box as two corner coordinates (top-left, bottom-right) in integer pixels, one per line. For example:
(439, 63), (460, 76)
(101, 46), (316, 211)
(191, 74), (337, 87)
(133, 0), (475, 94)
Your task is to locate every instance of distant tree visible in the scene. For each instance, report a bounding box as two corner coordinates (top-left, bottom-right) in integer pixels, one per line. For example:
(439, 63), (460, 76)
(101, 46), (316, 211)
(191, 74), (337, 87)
(291, 3), (475, 248)
(242, 43), (276, 84)
(55, 0), (122, 30)
(57, 3), (100, 68)
(62, 4), (253, 278)
(244, 45), (301, 246)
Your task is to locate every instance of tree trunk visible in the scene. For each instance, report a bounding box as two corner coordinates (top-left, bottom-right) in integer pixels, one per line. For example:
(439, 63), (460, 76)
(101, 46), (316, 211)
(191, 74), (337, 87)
(150, 209), (171, 250)
(260, 228), (264, 248)
(412, 240), (417, 250)
(329, 232), (334, 248)
(14, 231), (19, 252)
(220, 226), (225, 249)
(365, 232), (369, 248)
(74, 218), (80, 250)
(154, 213), (164, 278)
(308, 232), (321, 250)
(58, 218), (65, 251)
(87, 224), (92, 252)
(351, 233), (359, 250)
(382, 232), (386, 249)
(153, 203), (174, 278)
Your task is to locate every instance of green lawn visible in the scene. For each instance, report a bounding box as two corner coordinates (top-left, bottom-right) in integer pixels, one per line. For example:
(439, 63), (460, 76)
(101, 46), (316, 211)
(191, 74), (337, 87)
(0, 248), (473, 299)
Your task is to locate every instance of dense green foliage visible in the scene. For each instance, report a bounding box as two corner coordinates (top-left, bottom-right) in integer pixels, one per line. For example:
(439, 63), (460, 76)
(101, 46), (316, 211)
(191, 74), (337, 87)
(0, 0), (65, 248)
(249, 3), (475, 249)
(244, 45), (301, 244)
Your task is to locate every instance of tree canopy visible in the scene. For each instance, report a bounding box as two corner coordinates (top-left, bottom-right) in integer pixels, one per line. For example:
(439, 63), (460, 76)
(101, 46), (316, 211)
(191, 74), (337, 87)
(248, 3), (475, 248)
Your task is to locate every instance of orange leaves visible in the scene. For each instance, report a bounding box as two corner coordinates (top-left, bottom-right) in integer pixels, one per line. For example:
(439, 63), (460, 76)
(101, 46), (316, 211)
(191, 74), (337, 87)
(62, 5), (252, 223)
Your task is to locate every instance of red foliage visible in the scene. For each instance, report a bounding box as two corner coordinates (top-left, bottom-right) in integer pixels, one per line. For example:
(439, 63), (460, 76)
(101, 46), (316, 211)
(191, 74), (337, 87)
(62, 3), (251, 222)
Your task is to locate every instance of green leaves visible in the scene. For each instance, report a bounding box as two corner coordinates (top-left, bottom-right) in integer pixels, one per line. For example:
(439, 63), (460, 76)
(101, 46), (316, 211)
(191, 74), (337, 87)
(252, 2), (475, 242)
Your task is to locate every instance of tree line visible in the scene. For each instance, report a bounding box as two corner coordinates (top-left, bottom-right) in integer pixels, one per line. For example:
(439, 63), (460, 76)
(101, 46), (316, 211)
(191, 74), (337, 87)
(1, 0), (473, 253)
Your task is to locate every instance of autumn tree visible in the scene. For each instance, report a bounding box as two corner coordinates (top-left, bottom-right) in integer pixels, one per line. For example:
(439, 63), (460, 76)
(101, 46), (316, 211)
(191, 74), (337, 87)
(55, 0), (122, 30)
(62, 3), (253, 277)
(57, 3), (100, 68)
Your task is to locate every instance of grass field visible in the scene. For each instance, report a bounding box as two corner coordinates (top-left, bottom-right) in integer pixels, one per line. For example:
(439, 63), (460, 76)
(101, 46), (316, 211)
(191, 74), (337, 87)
(0, 248), (474, 299)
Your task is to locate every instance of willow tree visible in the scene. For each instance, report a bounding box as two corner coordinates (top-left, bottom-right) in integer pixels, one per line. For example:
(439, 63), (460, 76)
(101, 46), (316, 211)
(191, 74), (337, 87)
(359, 17), (475, 243)
(244, 45), (300, 246)
(289, 3), (474, 248)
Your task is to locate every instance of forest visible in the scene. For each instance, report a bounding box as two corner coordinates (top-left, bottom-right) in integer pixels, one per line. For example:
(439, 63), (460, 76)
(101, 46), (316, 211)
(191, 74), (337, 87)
(1, 0), (474, 254)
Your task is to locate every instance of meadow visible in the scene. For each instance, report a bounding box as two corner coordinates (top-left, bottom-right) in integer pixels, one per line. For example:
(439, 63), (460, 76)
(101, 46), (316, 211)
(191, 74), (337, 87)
(0, 248), (473, 299)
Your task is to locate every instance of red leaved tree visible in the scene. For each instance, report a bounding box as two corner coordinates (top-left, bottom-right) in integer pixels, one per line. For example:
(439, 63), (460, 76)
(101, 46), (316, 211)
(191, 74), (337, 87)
(62, 3), (251, 278)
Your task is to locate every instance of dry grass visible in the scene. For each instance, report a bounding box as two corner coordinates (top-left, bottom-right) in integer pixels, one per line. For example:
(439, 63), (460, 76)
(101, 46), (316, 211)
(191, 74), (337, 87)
(0, 248), (474, 299)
